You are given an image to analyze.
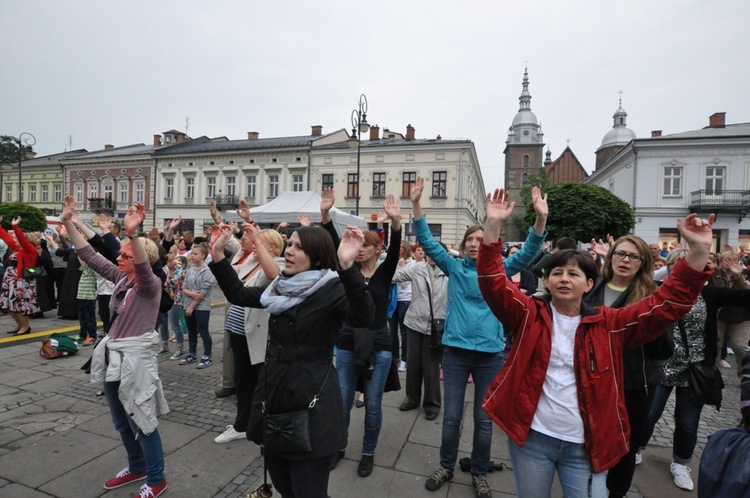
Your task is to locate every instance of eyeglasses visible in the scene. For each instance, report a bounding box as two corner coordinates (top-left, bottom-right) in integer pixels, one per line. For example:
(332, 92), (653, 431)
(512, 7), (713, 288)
(117, 252), (134, 260)
(612, 250), (644, 262)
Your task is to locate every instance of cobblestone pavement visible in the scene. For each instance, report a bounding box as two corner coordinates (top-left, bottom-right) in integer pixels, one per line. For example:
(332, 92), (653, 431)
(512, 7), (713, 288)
(0, 298), (744, 497)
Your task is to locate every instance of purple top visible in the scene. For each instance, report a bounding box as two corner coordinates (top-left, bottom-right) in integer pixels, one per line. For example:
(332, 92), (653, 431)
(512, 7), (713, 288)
(77, 245), (161, 339)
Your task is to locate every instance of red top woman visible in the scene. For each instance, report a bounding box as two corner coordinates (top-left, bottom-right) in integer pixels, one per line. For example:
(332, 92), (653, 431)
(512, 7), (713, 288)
(0, 216), (40, 335)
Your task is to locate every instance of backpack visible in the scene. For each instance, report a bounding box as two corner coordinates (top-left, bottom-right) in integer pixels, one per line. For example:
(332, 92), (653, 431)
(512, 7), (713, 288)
(41, 333), (79, 359)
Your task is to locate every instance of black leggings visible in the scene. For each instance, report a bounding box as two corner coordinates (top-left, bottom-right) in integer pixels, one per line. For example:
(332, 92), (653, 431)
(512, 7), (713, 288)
(266, 455), (331, 498)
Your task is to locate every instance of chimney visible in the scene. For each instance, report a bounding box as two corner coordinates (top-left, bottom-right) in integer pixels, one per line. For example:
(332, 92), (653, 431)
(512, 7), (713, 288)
(406, 124), (415, 140)
(104, 144), (114, 150)
(311, 125), (323, 136)
(709, 112), (726, 128)
(153, 134), (162, 146)
(247, 132), (259, 140)
(177, 133), (185, 143)
(651, 130), (662, 137)
(369, 125), (380, 141)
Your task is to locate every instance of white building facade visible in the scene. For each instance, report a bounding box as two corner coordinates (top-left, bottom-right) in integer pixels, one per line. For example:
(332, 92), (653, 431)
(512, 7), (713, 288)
(585, 113), (750, 252)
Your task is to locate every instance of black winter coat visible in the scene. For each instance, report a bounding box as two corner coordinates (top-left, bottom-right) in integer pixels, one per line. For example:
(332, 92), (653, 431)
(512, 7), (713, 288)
(209, 258), (373, 460)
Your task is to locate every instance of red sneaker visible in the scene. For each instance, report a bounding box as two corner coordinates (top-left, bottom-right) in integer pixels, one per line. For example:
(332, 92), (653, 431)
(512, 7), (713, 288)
(136, 480), (168, 498)
(103, 468), (147, 489)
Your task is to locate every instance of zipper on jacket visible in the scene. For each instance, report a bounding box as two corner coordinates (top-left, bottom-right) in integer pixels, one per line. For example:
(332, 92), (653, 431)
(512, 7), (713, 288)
(589, 344), (596, 372)
(588, 473), (593, 497)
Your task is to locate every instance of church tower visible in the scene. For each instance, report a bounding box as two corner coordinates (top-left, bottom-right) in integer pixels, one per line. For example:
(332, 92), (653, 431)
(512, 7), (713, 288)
(503, 67), (545, 240)
(595, 94), (636, 170)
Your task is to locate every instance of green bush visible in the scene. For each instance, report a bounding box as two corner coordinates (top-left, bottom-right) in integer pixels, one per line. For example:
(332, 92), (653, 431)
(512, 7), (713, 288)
(0, 202), (47, 232)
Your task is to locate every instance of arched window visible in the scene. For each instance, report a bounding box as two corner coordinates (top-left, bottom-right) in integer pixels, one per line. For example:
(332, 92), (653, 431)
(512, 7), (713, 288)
(522, 173), (529, 184)
(523, 155), (530, 168)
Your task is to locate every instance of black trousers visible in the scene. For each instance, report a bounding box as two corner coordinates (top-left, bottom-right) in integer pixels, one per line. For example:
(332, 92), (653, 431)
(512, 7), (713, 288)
(405, 326), (442, 410)
(606, 387), (654, 498)
(229, 332), (261, 433)
(266, 454), (331, 498)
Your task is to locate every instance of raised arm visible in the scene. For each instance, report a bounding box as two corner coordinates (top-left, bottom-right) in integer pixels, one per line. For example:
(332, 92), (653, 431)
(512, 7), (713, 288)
(60, 196), (90, 251)
(679, 213), (715, 270)
(320, 187), (335, 225)
(483, 188), (515, 244)
(410, 176), (424, 220)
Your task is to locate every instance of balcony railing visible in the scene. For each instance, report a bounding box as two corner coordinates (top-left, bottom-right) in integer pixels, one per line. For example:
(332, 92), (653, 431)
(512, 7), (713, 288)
(214, 194), (240, 211)
(689, 189), (750, 221)
(88, 197), (116, 214)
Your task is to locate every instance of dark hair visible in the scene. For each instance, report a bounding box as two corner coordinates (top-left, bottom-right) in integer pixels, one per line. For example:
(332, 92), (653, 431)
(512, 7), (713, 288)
(111, 222), (121, 233)
(544, 249), (599, 283)
(459, 225), (484, 254)
(554, 237), (577, 251)
(294, 227), (338, 271)
(503, 244), (523, 258)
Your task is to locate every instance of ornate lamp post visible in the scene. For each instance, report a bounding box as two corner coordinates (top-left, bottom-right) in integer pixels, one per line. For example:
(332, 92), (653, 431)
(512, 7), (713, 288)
(347, 94), (369, 216)
(9, 133), (37, 202)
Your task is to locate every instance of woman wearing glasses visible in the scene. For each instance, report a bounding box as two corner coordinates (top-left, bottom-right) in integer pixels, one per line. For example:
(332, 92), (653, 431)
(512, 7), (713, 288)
(61, 197), (169, 498)
(584, 236), (672, 498)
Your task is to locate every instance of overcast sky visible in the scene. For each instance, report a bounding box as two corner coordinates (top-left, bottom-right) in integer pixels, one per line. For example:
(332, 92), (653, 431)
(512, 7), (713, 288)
(3, 1), (749, 192)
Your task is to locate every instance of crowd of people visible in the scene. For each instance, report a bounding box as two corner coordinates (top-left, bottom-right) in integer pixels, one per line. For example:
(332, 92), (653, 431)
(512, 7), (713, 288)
(8, 180), (750, 498)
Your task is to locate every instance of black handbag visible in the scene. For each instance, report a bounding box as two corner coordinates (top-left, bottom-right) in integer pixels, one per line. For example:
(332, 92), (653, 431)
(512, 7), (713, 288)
(424, 275), (444, 349)
(677, 320), (725, 410)
(262, 363), (332, 456)
(23, 266), (47, 279)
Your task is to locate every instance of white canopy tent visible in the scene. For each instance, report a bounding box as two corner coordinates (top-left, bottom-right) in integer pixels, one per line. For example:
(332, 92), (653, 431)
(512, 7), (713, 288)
(225, 191), (365, 236)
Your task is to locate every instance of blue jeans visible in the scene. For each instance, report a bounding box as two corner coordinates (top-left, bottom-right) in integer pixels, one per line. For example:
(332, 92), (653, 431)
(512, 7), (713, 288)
(440, 346), (505, 476)
(185, 308), (211, 358)
(639, 384), (703, 463)
(158, 307), (184, 347)
(336, 349), (393, 455)
(104, 381), (165, 485)
(509, 429), (607, 498)
(77, 299), (97, 340)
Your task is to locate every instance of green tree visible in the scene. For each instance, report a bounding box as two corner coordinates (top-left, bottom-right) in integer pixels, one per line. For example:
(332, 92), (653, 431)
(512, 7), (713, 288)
(0, 202), (47, 232)
(0, 135), (20, 164)
(511, 167), (551, 233)
(518, 182), (635, 242)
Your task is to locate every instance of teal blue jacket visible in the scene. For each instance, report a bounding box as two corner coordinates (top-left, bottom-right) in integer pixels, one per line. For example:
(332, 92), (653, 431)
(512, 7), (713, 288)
(415, 216), (546, 353)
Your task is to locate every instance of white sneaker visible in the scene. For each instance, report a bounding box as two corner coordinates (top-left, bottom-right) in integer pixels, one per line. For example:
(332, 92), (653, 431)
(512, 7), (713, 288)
(635, 451), (642, 465)
(719, 359), (731, 369)
(398, 360), (407, 372)
(670, 462), (694, 491)
(214, 425), (246, 444)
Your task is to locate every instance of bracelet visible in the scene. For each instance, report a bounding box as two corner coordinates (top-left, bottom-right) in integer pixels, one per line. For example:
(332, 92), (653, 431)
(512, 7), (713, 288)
(126, 233), (136, 240)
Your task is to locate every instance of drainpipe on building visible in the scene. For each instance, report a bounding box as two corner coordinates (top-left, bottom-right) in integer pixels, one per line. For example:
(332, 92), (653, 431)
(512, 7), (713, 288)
(152, 157), (158, 228)
(632, 146), (638, 224)
(455, 148), (468, 242)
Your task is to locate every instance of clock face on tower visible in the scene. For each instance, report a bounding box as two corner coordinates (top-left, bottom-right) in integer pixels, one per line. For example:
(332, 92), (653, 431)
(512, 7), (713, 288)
(523, 130), (529, 136)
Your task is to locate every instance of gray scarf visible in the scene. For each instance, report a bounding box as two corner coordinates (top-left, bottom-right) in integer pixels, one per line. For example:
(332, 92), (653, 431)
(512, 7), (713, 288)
(260, 269), (338, 314)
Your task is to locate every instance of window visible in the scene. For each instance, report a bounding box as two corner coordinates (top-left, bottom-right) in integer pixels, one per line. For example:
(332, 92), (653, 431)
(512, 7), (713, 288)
(134, 181), (144, 203)
(372, 173), (386, 198)
(402, 172), (416, 197)
(103, 182), (113, 200)
(268, 175), (279, 198)
(206, 177), (216, 198)
(119, 182), (129, 204)
(75, 183), (84, 204)
(29, 185), (36, 202)
(5, 184), (12, 202)
(292, 174), (304, 192)
(663, 166), (682, 196)
(322, 174), (334, 191)
(165, 178), (174, 199)
(705, 166), (725, 195)
(226, 176), (236, 196)
(347, 173), (358, 198)
(185, 177), (195, 199)
(521, 173), (529, 184)
(523, 155), (530, 168)
(41, 185), (49, 202)
(432, 171), (447, 198)
(88, 183), (98, 198)
(246, 175), (256, 198)
(54, 184), (62, 202)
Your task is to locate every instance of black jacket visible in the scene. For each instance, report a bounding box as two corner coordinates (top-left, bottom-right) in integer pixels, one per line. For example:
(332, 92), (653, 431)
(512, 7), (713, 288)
(209, 258), (373, 460)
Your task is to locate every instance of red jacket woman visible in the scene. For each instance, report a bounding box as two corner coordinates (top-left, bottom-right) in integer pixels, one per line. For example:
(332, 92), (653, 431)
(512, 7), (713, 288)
(0, 217), (40, 335)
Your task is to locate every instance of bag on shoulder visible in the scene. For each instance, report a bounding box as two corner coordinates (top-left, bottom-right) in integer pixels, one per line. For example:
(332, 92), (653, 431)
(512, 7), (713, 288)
(40, 338), (64, 359)
(23, 266), (47, 280)
(430, 318), (445, 349)
(49, 333), (79, 356)
(159, 288), (174, 313)
(687, 362), (725, 409)
(263, 409), (312, 456)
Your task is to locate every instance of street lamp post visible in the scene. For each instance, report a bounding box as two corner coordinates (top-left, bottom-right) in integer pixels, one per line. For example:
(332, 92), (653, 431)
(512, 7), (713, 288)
(347, 94), (369, 216)
(13, 132), (37, 203)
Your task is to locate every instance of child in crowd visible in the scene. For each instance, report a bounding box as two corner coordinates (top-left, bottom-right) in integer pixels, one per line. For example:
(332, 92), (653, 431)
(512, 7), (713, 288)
(76, 260), (98, 345)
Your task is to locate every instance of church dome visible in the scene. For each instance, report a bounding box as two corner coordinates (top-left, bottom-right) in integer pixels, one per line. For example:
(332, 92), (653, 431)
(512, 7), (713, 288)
(598, 103), (635, 150)
(512, 109), (538, 126)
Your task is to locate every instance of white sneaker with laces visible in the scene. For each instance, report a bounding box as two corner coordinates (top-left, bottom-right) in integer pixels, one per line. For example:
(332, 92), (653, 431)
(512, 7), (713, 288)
(635, 451), (642, 465)
(670, 462), (694, 491)
(398, 360), (407, 372)
(215, 425), (246, 444)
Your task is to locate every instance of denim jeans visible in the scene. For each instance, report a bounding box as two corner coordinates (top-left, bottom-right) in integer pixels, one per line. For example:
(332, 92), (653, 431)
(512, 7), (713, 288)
(158, 306), (184, 348)
(508, 429), (607, 498)
(389, 301), (410, 361)
(639, 384), (703, 463)
(440, 346), (505, 476)
(104, 381), (165, 485)
(185, 308), (211, 358)
(336, 349), (392, 455)
(77, 299), (97, 340)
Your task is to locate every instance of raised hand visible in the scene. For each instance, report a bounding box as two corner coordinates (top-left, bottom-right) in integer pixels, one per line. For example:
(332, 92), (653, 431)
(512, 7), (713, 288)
(169, 215), (182, 233)
(410, 176), (425, 205)
(677, 213), (715, 270)
(298, 212), (312, 227)
(11, 216), (21, 226)
(237, 199), (253, 223)
(383, 194), (401, 222)
(590, 238), (609, 258)
(98, 213), (111, 233)
(212, 224), (235, 257)
(321, 188), (335, 214)
(485, 188), (514, 225)
(61, 195), (77, 222)
(123, 203), (146, 235)
(531, 187), (548, 219)
(338, 226), (365, 270)
(209, 199), (219, 222)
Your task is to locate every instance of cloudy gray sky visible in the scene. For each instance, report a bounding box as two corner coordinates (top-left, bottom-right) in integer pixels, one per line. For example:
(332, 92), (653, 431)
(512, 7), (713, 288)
(3, 1), (749, 192)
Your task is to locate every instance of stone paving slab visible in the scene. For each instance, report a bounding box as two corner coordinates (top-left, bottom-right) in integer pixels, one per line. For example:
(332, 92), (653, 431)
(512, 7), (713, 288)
(0, 483), (56, 497)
